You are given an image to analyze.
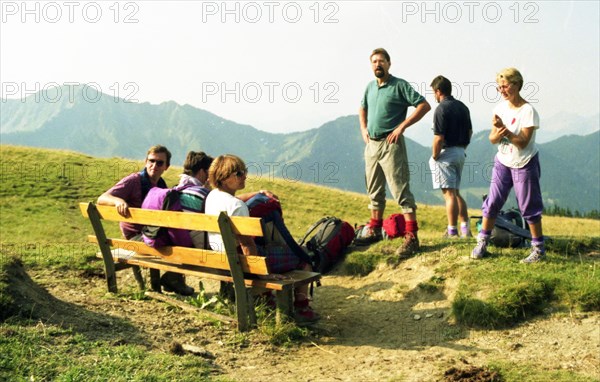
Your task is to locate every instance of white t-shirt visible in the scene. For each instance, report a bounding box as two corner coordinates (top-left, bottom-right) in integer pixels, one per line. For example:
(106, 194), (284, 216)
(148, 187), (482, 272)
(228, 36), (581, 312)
(493, 101), (540, 168)
(204, 189), (249, 252)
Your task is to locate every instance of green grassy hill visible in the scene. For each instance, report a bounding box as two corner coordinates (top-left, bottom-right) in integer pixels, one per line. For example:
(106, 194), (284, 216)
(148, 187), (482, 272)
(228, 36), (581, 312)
(1, 145), (599, 381)
(1, 143), (598, 299)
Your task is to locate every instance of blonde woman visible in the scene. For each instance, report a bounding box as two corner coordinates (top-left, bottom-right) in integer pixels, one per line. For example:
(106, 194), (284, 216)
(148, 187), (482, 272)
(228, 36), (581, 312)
(472, 68), (545, 263)
(204, 155), (319, 322)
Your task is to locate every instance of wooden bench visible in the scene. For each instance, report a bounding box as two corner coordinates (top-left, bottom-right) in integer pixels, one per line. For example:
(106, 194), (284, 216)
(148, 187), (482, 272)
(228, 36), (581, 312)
(79, 202), (321, 331)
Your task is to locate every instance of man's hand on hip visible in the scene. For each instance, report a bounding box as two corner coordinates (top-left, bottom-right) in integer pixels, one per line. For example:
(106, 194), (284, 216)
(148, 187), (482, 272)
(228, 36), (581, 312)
(386, 126), (405, 144)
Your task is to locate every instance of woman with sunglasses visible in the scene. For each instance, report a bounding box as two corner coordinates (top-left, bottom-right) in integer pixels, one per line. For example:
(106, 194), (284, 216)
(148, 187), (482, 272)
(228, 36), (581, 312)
(205, 154), (320, 323)
(471, 68), (546, 263)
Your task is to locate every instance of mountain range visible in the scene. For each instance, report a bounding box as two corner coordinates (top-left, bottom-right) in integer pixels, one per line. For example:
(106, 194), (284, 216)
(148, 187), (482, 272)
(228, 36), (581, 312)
(1, 85), (599, 212)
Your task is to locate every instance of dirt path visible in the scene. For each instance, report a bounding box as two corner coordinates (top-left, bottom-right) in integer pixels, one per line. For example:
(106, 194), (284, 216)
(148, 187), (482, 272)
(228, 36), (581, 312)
(26, 258), (600, 382)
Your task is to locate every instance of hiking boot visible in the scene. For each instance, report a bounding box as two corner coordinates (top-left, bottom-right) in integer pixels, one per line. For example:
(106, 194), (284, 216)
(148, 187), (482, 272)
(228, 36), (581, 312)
(160, 272), (195, 296)
(395, 232), (420, 259)
(471, 236), (489, 259)
(521, 244), (546, 264)
(355, 225), (383, 245)
(294, 299), (320, 324)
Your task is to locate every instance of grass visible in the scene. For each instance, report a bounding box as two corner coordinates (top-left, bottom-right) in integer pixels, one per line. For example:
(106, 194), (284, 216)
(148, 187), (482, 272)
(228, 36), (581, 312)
(1, 144), (599, 379)
(0, 322), (214, 382)
(417, 275), (446, 293)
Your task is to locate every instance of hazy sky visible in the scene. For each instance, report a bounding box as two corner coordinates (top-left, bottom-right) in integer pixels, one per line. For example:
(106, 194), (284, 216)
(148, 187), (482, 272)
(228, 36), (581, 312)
(2, 1), (599, 144)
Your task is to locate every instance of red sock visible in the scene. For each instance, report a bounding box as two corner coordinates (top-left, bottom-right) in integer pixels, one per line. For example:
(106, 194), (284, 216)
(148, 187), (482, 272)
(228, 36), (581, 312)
(405, 220), (418, 234)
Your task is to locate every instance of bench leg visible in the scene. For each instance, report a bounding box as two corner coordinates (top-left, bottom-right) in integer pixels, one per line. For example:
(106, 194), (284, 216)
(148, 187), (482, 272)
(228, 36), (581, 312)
(104, 266), (118, 293)
(150, 269), (161, 292)
(131, 266), (145, 290)
(275, 288), (294, 325)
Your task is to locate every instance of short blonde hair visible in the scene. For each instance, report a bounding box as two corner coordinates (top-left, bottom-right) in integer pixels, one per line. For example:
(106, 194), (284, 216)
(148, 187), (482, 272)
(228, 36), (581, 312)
(208, 154), (246, 189)
(496, 67), (523, 91)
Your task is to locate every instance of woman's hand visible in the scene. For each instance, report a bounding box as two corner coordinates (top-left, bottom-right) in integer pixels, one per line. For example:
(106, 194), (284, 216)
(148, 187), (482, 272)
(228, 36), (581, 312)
(490, 115), (509, 144)
(493, 114), (504, 128)
(259, 189), (279, 201)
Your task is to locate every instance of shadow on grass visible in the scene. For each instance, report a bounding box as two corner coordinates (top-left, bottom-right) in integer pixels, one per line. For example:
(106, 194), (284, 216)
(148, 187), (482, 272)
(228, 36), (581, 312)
(1, 255), (148, 346)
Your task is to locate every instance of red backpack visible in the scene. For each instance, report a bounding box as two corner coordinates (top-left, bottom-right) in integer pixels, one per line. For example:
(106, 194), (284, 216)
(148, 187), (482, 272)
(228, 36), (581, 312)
(382, 213), (406, 239)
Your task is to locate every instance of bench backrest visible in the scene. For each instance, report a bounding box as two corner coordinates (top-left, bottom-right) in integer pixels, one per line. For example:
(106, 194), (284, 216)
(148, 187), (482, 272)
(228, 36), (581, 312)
(79, 202), (263, 236)
(79, 202), (269, 275)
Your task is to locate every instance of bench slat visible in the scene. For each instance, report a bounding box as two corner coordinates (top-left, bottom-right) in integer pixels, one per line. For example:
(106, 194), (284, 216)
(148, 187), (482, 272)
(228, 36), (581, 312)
(79, 202), (263, 236)
(99, 253), (320, 291)
(88, 236), (270, 275)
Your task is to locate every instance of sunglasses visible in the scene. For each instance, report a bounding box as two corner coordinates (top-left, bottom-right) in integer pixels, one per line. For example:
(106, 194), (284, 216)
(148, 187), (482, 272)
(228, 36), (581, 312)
(234, 169), (248, 177)
(147, 159), (165, 167)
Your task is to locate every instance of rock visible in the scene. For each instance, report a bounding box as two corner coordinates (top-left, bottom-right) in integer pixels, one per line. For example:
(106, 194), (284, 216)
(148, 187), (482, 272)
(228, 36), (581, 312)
(509, 342), (523, 351)
(181, 344), (216, 359)
(413, 314), (421, 321)
(425, 313), (433, 318)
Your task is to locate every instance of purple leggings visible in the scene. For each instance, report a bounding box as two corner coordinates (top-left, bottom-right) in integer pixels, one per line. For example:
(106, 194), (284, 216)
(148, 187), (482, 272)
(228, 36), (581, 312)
(482, 154), (543, 224)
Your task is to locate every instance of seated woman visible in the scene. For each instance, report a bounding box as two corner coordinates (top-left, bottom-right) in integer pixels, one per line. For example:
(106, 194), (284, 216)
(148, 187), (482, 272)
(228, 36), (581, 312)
(204, 154), (319, 323)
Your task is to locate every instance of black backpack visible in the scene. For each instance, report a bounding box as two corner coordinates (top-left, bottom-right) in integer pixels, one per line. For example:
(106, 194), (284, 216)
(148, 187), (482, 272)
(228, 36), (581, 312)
(298, 217), (355, 274)
(474, 209), (531, 248)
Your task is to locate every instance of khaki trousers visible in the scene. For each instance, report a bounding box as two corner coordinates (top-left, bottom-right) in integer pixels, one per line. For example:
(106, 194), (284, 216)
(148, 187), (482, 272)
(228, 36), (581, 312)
(364, 138), (416, 214)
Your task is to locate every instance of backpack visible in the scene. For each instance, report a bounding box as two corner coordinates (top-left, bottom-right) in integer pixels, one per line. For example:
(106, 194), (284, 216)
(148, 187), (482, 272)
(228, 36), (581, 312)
(382, 213), (406, 240)
(141, 184), (209, 248)
(475, 208), (531, 248)
(246, 195), (313, 265)
(298, 217), (355, 274)
(354, 213), (406, 243)
(246, 193), (283, 218)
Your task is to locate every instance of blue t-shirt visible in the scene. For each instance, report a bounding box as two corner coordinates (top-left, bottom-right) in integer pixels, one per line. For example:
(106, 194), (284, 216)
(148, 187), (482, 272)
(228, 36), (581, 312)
(361, 75), (425, 139)
(433, 95), (472, 147)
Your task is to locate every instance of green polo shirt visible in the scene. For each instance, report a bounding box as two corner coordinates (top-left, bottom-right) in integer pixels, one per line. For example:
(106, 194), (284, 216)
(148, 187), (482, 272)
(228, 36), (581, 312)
(361, 75), (425, 139)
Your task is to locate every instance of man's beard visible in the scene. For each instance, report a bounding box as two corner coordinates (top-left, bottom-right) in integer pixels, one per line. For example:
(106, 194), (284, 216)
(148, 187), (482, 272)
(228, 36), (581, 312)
(374, 68), (385, 78)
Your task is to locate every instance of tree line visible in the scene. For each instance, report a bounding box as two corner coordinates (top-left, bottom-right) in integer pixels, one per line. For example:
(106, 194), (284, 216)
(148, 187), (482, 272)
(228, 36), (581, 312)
(543, 205), (600, 220)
